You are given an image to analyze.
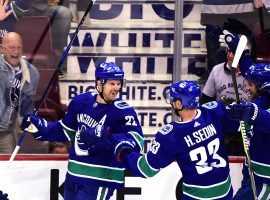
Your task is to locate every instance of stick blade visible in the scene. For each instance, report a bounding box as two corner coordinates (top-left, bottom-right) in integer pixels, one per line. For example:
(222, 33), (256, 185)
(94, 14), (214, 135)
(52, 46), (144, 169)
(231, 35), (248, 68)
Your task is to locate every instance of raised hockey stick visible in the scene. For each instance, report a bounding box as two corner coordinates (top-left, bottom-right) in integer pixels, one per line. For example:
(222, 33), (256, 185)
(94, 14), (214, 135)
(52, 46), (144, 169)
(230, 35), (258, 200)
(8, 0), (97, 167)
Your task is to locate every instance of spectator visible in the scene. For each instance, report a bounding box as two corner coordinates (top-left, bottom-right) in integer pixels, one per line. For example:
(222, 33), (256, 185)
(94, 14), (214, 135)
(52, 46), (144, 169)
(26, 0), (72, 76)
(49, 142), (69, 154)
(0, 32), (40, 154)
(200, 48), (249, 105)
(0, 0), (31, 43)
(199, 44), (250, 156)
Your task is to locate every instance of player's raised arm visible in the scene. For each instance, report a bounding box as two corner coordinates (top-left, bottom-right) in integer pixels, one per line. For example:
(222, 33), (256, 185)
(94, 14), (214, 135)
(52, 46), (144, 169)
(219, 30), (253, 74)
(20, 95), (80, 142)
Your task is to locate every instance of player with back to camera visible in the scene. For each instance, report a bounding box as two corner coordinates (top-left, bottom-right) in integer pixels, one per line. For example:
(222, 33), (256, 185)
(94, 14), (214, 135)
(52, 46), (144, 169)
(106, 80), (243, 199)
(20, 62), (144, 200)
(220, 30), (270, 200)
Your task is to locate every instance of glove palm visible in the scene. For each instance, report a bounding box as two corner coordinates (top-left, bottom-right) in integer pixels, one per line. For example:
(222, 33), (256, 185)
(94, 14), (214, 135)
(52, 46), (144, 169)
(219, 30), (240, 52)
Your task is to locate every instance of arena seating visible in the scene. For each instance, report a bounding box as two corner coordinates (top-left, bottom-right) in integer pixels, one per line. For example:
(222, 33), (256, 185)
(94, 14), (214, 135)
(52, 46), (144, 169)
(15, 16), (66, 122)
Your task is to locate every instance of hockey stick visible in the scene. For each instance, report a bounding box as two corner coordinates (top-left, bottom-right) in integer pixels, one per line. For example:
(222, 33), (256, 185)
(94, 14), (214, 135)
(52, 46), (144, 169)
(8, 0), (97, 167)
(230, 35), (258, 200)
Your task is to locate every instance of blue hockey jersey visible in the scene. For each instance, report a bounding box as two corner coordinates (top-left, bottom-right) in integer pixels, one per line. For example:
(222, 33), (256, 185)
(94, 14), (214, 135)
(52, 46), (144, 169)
(39, 92), (144, 189)
(242, 94), (270, 185)
(238, 54), (270, 185)
(121, 101), (239, 200)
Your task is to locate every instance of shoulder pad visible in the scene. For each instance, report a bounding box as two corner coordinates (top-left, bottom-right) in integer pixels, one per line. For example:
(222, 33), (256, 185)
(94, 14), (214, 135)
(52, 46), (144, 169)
(159, 124), (173, 135)
(114, 100), (131, 110)
(202, 101), (218, 109)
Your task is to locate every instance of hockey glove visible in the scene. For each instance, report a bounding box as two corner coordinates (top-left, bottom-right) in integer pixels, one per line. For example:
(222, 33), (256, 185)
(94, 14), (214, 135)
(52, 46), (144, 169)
(226, 102), (259, 124)
(20, 114), (47, 140)
(78, 125), (112, 155)
(113, 137), (136, 162)
(219, 30), (240, 52)
(79, 125), (109, 148)
(0, 190), (9, 200)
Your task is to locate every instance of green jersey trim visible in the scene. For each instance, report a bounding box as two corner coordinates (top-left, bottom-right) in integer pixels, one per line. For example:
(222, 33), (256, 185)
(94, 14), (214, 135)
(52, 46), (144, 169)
(137, 155), (160, 178)
(67, 159), (125, 184)
(183, 175), (232, 199)
(128, 131), (144, 150)
(258, 183), (270, 200)
(11, 2), (28, 20)
(60, 120), (76, 141)
(97, 187), (107, 200)
(252, 160), (270, 179)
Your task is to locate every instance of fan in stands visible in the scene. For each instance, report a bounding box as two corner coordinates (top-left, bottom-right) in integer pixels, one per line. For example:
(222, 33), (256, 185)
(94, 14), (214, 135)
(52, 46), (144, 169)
(0, 32), (40, 154)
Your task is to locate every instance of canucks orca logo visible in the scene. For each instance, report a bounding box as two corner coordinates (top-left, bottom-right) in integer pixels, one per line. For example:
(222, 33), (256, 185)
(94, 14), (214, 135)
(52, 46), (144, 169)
(159, 124), (173, 135)
(264, 65), (270, 71)
(179, 82), (187, 88)
(114, 100), (131, 109)
(74, 125), (89, 156)
(202, 101), (218, 109)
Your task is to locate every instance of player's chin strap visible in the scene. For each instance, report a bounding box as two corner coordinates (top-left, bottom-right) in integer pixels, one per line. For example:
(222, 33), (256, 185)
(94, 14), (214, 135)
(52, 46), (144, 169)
(171, 101), (184, 117)
(96, 84), (112, 104)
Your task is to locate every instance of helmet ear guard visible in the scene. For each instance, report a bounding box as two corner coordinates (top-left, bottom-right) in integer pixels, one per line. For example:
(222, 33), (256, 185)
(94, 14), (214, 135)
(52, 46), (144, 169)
(168, 80), (201, 109)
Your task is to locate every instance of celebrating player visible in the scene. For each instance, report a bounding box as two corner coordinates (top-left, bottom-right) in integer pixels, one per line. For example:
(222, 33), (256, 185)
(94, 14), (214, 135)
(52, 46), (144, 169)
(20, 62), (144, 200)
(109, 80), (241, 199)
(220, 30), (270, 200)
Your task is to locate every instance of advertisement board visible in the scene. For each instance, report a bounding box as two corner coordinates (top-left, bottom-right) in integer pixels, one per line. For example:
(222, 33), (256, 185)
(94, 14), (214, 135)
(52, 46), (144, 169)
(0, 155), (244, 200)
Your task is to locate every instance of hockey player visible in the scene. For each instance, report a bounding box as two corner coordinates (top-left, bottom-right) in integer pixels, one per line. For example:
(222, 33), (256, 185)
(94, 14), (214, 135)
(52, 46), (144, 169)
(220, 30), (270, 199)
(109, 80), (241, 199)
(20, 62), (144, 200)
(227, 89), (270, 200)
(232, 65), (270, 200)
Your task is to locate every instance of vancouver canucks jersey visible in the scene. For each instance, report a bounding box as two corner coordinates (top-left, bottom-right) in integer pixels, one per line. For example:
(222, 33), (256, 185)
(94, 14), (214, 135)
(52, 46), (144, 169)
(40, 92), (144, 188)
(244, 94), (270, 185)
(122, 101), (238, 199)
